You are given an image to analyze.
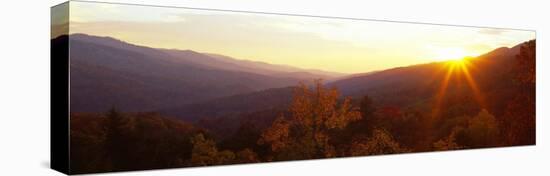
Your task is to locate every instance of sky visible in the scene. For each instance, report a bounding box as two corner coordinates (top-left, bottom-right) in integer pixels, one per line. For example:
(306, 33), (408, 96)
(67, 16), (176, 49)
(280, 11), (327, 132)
(64, 1), (535, 74)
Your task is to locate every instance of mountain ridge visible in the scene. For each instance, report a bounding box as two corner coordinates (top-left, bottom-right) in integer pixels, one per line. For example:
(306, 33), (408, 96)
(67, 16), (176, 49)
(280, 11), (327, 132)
(159, 40), (530, 122)
(69, 33), (343, 80)
(62, 34), (325, 112)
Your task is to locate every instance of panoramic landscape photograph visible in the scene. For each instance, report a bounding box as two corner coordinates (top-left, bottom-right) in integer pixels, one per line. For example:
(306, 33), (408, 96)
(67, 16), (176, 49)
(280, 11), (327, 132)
(52, 1), (535, 174)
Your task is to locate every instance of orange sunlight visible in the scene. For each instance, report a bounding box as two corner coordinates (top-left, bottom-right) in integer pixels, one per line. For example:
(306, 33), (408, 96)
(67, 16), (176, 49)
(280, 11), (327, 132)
(432, 57), (485, 118)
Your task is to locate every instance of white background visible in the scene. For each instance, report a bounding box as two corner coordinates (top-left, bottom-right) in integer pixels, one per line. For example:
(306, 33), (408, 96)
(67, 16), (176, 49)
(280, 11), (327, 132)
(0, 0), (548, 175)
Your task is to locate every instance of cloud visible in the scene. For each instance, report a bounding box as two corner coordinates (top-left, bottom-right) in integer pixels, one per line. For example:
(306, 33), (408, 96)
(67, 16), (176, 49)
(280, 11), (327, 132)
(161, 13), (187, 23)
(51, 23), (69, 39)
(478, 28), (506, 35)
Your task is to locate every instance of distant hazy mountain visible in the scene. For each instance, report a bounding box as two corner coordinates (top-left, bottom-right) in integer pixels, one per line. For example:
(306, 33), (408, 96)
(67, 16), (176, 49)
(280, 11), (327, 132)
(64, 34), (339, 112)
(203, 53), (345, 80)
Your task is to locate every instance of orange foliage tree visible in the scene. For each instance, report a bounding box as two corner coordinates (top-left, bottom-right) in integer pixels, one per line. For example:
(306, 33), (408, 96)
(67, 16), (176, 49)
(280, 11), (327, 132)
(190, 133), (235, 166)
(462, 109), (500, 147)
(349, 129), (409, 156)
(433, 127), (463, 151)
(235, 148), (260, 163)
(435, 109), (499, 149)
(502, 40), (536, 145)
(258, 80), (361, 160)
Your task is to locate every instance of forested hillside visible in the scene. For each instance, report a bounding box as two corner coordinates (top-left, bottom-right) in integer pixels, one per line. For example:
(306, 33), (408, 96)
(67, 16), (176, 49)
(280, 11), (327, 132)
(67, 39), (535, 174)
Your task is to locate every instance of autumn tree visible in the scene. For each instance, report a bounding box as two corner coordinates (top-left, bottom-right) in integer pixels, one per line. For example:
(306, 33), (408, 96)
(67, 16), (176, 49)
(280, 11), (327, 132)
(235, 148), (259, 163)
(396, 109), (429, 150)
(104, 107), (130, 170)
(329, 95), (379, 155)
(360, 95), (376, 120)
(258, 80), (361, 160)
(357, 95), (378, 132)
(502, 40), (536, 145)
(349, 129), (409, 156)
(374, 106), (403, 133)
(515, 40), (536, 84)
(458, 109), (500, 148)
(433, 127), (463, 151)
(190, 133), (235, 166)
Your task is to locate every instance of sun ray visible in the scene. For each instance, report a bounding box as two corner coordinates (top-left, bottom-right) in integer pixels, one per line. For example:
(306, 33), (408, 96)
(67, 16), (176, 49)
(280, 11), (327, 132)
(432, 63), (455, 118)
(457, 60), (486, 108)
(432, 57), (487, 119)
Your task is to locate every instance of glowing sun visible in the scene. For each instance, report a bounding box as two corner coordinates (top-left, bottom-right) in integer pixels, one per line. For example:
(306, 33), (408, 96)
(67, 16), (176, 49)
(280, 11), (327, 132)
(432, 47), (470, 61)
(432, 56), (485, 118)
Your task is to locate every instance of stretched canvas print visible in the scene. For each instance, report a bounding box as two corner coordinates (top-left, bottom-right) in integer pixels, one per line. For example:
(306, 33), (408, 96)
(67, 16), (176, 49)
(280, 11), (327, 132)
(51, 0), (536, 174)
